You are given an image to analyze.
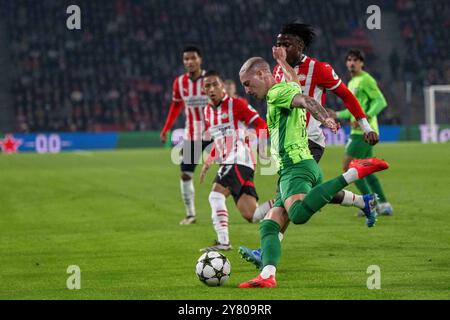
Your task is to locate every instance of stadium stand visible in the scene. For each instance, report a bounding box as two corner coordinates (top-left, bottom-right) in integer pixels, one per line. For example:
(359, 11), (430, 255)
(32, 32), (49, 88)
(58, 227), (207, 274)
(2, 0), (448, 132)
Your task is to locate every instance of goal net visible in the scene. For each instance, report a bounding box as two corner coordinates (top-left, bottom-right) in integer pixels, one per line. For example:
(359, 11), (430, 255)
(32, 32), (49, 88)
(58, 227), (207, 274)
(424, 85), (450, 126)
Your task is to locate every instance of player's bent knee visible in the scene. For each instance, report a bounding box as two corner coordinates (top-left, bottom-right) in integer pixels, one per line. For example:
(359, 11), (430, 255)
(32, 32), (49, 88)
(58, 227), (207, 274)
(288, 200), (313, 225)
(181, 171), (193, 181)
(239, 208), (254, 223)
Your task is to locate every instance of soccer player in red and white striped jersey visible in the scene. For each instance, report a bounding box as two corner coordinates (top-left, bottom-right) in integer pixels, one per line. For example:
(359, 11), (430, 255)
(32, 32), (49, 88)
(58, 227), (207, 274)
(160, 46), (212, 225)
(272, 24), (379, 207)
(198, 70), (273, 252)
(272, 23), (379, 158)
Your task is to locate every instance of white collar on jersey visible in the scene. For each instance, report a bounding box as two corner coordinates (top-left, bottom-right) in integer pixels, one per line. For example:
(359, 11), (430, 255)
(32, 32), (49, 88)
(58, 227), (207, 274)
(296, 55), (307, 67)
(211, 93), (229, 108)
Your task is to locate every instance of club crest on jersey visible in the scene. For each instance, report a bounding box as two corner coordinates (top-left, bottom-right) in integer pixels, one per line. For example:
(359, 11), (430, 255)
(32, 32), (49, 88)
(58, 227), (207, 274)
(221, 113), (228, 120)
(298, 74), (307, 81)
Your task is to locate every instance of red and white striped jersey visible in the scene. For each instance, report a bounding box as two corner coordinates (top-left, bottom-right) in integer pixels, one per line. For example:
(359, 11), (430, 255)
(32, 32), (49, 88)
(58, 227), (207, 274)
(273, 55), (342, 147)
(172, 70), (210, 141)
(204, 96), (261, 170)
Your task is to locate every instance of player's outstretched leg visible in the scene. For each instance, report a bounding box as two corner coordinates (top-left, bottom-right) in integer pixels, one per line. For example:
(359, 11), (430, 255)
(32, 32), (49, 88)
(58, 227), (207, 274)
(239, 158), (389, 269)
(286, 158), (388, 226)
(239, 191), (379, 268)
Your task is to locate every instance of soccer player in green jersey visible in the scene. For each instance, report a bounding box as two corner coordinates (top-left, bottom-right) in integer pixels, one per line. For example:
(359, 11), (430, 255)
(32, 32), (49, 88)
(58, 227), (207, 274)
(237, 48), (389, 288)
(333, 49), (393, 216)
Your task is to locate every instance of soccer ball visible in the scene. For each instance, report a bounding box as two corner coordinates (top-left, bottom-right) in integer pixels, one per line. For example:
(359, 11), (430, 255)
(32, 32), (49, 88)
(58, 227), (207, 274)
(195, 251), (231, 286)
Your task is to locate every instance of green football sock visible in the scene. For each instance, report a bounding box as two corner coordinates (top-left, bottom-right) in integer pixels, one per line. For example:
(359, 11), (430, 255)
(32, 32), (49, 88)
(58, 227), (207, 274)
(366, 174), (387, 202)
(260, 220), (281, 267)
(354, 178), (372, 195)
(288, 175), (348, 224)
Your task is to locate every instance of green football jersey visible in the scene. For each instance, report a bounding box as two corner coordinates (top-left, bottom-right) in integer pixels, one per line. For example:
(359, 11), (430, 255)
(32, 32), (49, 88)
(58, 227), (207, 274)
(266, 81), (313, 171)
(344, 71), (387, 135)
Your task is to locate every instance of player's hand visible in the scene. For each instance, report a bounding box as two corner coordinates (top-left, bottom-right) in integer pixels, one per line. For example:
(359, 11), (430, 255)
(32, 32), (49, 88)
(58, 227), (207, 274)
(323, 117), (339, 134)
(272, 46), (287, 62)
(160, 131), (167, 144)
(200, 163), (210, 184)
(364, 131), (379, 146)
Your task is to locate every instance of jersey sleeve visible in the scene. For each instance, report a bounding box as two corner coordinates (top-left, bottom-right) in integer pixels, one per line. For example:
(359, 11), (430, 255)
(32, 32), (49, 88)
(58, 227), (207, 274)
(202, 107), (213, 141)
(363, 77), (387, 118)
(315, 62), (342, 91)
(203, 108), (210, 131)
(172, 77), (183, 102)
(267, 82), (302, 109)
(235, 98), (260, 125)
(364, 77), (387, 105)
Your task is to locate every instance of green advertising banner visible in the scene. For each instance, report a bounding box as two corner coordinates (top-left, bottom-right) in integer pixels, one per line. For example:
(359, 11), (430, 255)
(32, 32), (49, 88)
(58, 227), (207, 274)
(117, 131), (172, 149)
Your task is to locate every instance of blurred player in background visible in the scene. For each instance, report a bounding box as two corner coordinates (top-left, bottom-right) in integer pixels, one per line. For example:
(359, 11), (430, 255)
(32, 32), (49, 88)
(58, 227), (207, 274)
(237, 55), (389, 288)
(224, 79), (239, 98)
(199, 71), (273, 252)
(332, 49), (393, 216)
(160, 46), (212, 225)
(239, 23), (381, 267)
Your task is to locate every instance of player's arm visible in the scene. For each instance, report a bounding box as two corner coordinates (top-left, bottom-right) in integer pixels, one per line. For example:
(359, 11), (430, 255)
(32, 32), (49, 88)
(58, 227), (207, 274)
(200, 117), (215, 184)
(315, 62), (378, 144)
(333, 83), (376, 138)
(272, 46), (298, 84)
(291, 94), (338, 133)
(160, 78), (184, 143)
(364, 77), (387, 118)
(200, 144), (216, 184)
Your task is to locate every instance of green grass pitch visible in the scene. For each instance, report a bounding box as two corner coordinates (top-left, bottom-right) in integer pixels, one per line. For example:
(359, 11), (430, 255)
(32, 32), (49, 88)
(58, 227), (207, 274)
(0, 142), (449, 300)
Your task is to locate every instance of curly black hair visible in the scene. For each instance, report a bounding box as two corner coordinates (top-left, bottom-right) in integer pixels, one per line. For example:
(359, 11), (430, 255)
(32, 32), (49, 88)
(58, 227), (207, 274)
(280, 23), (315, 48)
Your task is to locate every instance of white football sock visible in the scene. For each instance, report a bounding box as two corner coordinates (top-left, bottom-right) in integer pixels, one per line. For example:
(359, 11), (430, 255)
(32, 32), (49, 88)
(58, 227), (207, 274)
(340, 190), (365, 209)
(209, 191), (229, 245)
(342, 168), (359, 184)
(260, 265), (276, 279)
(252, 199), (274, 223)
(180, 178), (195, 217)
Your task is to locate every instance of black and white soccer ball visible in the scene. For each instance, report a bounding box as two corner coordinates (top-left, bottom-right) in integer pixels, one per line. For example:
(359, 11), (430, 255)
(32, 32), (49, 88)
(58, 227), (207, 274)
(195, 251), (231, 286)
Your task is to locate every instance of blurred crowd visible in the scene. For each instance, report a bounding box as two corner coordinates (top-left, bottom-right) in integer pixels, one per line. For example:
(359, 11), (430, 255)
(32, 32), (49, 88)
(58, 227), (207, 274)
(396, 0), (450, 85)
(4, 0), (449, 132)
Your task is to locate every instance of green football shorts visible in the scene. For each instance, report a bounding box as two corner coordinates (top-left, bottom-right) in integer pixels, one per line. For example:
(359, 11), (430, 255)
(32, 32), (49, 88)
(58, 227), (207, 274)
(345, 134), (373, 159)
(273, 159), (323, 208)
